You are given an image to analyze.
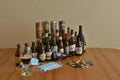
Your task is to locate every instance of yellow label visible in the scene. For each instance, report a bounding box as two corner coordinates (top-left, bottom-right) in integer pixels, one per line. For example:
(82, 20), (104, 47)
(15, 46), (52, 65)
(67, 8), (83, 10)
(46, 52), (52, 60)
(15, 57), (20, 64)
(84, 45), (86, 50)
(39, 53), (46, 61)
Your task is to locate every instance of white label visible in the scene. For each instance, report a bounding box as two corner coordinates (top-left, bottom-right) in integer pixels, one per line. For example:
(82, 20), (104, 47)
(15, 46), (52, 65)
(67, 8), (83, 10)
(65, 46), (69, 55)
(76, 47), (82, 54)
(69, 44), (75, 51)
(57, 52), (62, 56)
(32, 53), (38, 58)
(51, 46), (58, 52)
(39, 53), (46, 61)
(59, 48), (64, 53)
(46, 52), (52, 60)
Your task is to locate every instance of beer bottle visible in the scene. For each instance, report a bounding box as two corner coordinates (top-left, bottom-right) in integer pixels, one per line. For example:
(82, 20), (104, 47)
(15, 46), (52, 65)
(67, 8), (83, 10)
(77, 25), (86, 53)
(63, 34), (69, 57)
(57, 34), (64, 59)
(39, 44), (46, 62)
(55, 30), (59, 44)
(45, 41), (52, 61)
(69, 29), (76, 56)
(24, 43), (31, 55)
(15, 44), (20, 66)
(50, 36), (58, 60)
(76, 37), (83, 55)
(31, 42), (38, 58)
(66, 27), (71, 41)
(83, 37), (87, 53)
(74, 31), (77, 43)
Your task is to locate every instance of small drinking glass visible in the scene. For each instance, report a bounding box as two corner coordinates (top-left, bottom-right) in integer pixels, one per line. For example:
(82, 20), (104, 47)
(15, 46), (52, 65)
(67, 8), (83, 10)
(20, 54), (32, 76)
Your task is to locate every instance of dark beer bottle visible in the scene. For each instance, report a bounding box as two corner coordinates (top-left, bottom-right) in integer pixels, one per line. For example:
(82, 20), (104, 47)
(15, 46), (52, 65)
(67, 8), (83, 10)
(66, 27), (71, 41)
(74, 31), (77, 43)
(24, 43), (31, 55)
(31, 42), (38, 58)
(69, 29), (76, 56)
(77, 25), (86, 53)
(39, 44), (46, 62)
(76, 37), (83, 55)
(57, 35), (64, 59)
(45, 41), (52, 61)
(50, 36), (58, 60)
(15, 44), (20, 66)
(63, 34), (70, 57)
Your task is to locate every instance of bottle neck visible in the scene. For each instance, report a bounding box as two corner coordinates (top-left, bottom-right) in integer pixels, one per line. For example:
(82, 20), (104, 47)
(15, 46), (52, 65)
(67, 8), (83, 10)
(79, 25), (83, 35)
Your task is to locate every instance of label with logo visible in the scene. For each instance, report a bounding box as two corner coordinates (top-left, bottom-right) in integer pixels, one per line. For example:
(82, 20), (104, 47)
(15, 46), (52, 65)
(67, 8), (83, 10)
(39, 53), (46, 61)
(65, 46), (69, 55)
(32, 53), (38, 58)
(59, 48), (64, 53)
(84, 45), (86, 50)
(56, 52), (62, 59)
(76, 47), (83, 54)
(15, 57), (20, 64)
(46, 52), (52, 60)
(69, 44), (76, 51)
(51, 46), (58, 52)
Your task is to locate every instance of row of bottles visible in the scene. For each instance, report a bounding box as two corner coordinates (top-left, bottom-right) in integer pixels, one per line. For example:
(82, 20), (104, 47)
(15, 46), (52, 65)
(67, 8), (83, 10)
(15, 21), (87, 66)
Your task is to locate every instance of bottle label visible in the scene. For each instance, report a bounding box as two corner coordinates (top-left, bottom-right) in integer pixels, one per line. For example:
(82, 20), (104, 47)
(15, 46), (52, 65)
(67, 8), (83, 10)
(32, 53), (38, 58)
(56, 52), (62, 59)
(15, 57), (20, 64)
(76, 47), (83, 54)
(84, 45), (86, 50)
(65, 46), (69, 55)
(39, 53), (46, 61)
(51, 46), (58, 52)
(69, 44), (75, 51)
(46, 52), (52, 60)
(59, 48), (64, 53)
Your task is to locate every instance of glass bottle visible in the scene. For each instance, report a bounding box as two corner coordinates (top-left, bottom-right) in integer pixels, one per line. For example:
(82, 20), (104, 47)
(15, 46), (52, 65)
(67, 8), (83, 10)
(31, 42), (38, 58)
(69, 29), (76, 56)
(39, 45), (46, 62)
(57, 35), (64, 59)
(77, 25), (86, 54)
(76, 37), (83, 55)
(63, 34), (69, 57)
(45, 41), (52, 61)
(15, 44), (20, 66)
(66, 27), (71, 41)
(50, 36), (58, 60)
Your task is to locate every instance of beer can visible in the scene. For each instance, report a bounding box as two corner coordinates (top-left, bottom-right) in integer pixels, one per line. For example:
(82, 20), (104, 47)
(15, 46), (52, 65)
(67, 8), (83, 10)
(50, 21), (57, 36)
(36, 21), (44, 41)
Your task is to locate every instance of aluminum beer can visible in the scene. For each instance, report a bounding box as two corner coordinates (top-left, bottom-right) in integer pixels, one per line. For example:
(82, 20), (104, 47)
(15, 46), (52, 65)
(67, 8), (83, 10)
(36, 21), (44, 41)
(50, 21), (57, 36)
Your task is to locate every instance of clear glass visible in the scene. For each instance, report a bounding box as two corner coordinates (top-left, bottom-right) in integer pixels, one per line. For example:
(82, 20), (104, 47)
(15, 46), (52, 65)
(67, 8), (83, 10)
(20, 54), (32, 76)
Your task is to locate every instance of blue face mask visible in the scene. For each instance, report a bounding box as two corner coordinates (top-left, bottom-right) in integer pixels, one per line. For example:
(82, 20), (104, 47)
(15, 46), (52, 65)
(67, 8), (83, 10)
(30, 58), (39, 65)
(37, 62), (62, 72)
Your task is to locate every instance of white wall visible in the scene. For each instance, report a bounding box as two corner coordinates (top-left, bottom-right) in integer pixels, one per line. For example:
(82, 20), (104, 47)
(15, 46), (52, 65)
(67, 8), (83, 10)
(0, 0), (120, 49)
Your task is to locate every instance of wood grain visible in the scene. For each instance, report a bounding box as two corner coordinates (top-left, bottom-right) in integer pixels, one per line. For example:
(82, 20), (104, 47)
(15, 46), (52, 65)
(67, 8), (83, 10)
(0, 48), (120, 80)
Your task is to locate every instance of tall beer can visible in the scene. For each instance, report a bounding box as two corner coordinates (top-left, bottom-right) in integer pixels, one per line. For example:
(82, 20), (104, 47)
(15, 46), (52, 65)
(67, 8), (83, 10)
(50, 21), (57, 37)
(36, 21), (44, 41)
(59, 21), (65, 36)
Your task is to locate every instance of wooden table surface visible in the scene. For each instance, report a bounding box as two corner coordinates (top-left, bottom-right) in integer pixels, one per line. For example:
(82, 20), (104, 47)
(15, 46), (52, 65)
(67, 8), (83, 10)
(0, 48), (120, 80)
